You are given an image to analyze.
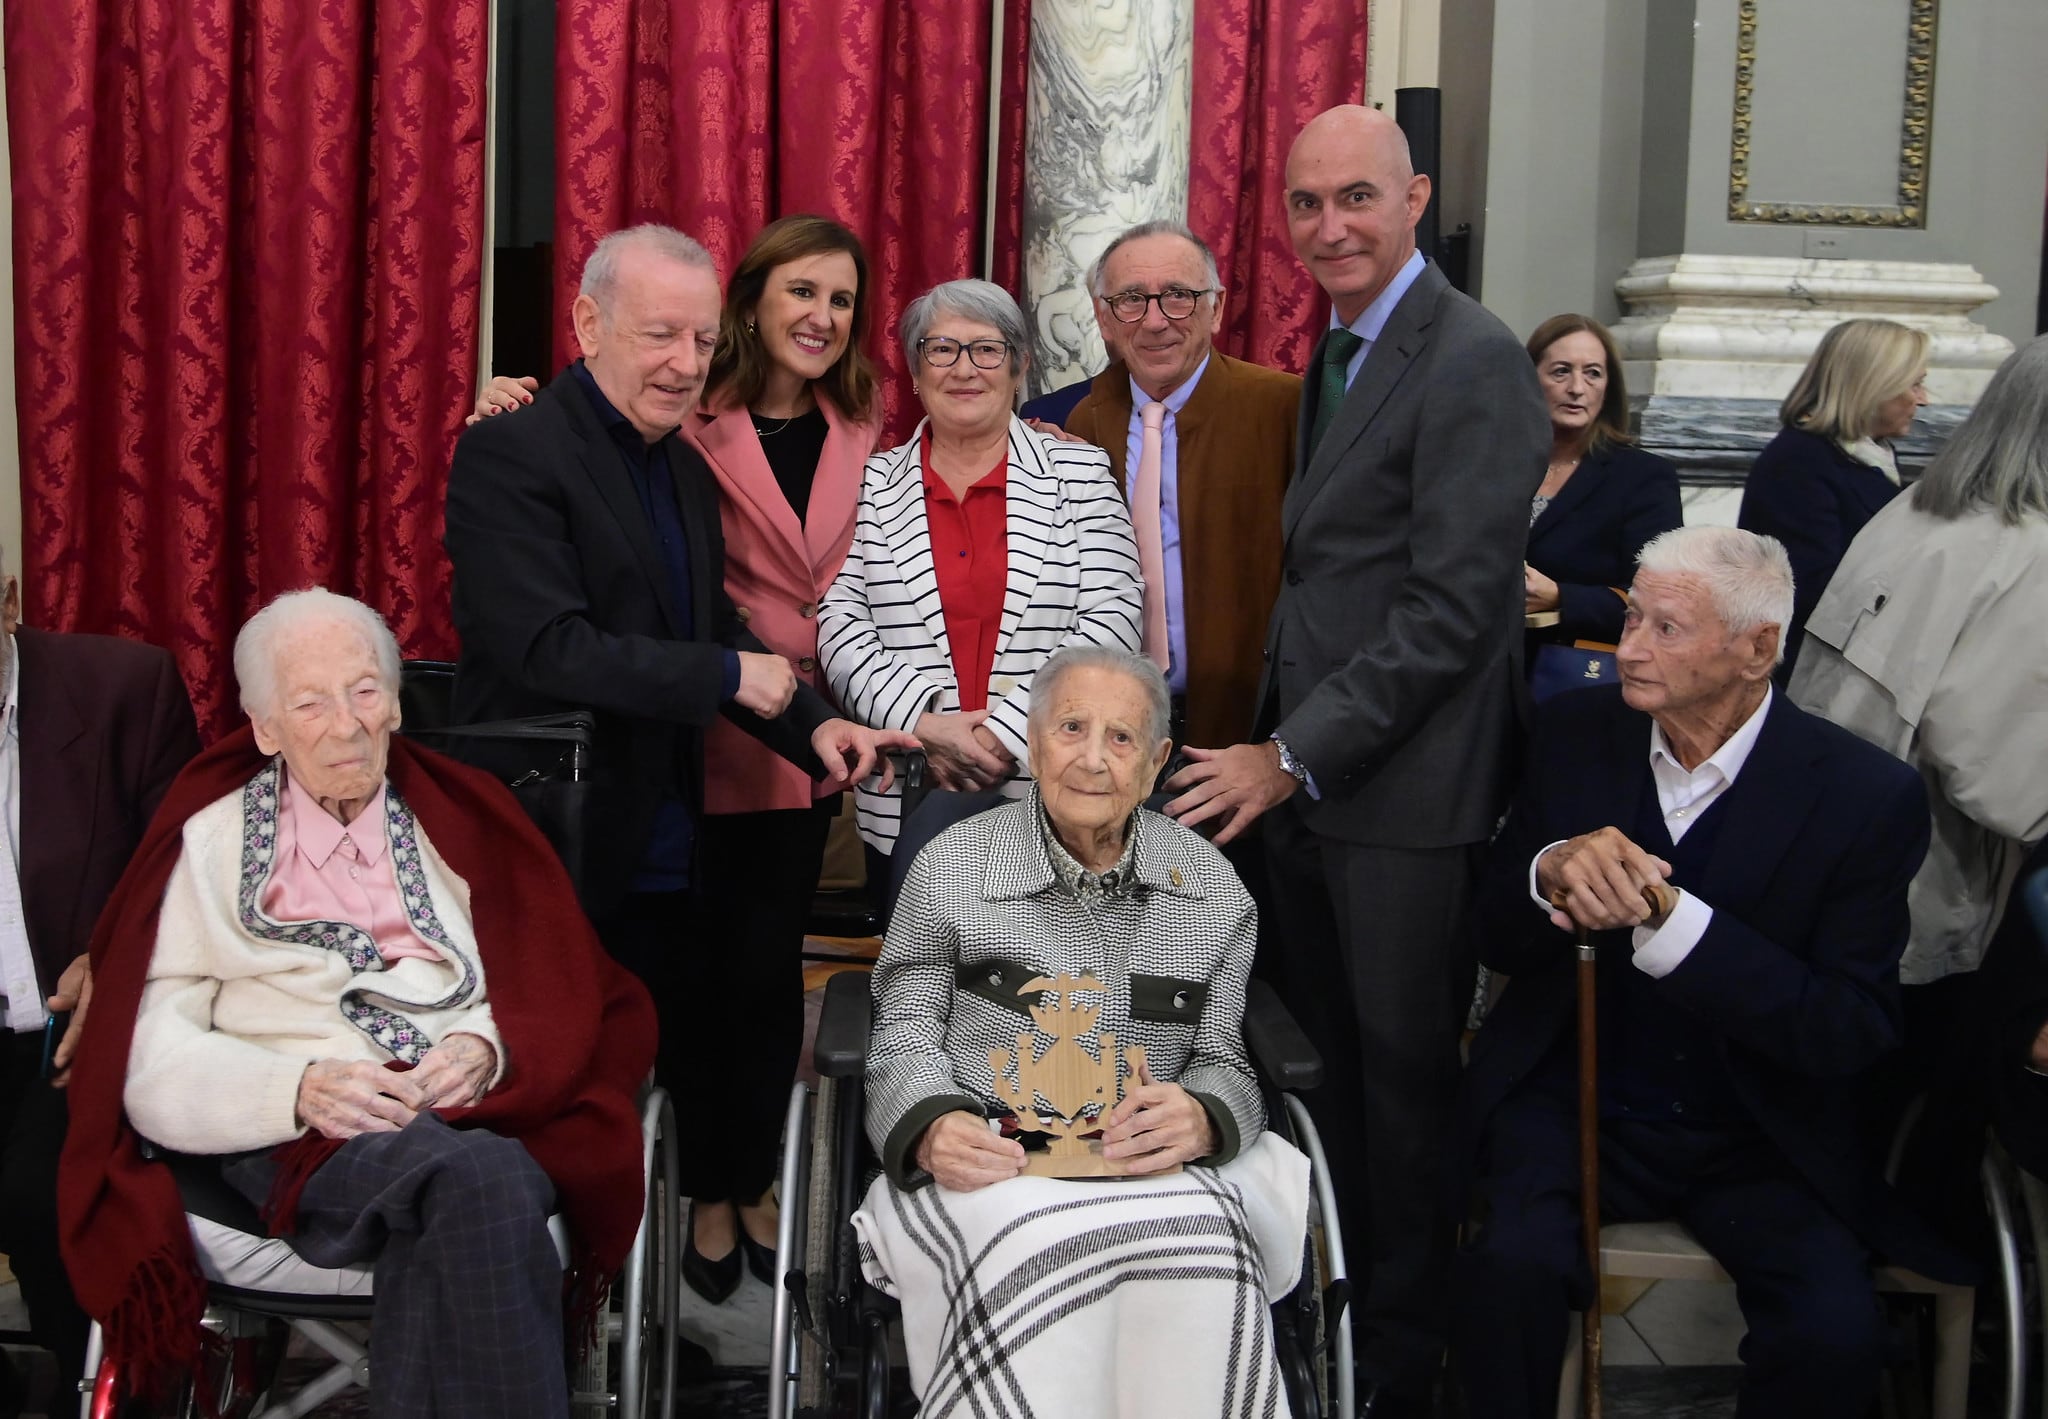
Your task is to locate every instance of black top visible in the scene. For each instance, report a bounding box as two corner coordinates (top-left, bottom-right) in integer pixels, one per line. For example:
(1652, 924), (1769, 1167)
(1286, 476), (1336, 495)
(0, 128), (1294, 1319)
(753, 406), (830, 528)
(1525, 442), (1684, 643)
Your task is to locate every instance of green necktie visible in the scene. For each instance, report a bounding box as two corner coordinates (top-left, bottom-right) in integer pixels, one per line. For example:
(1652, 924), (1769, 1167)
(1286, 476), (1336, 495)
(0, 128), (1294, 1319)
(1310, 327), (1366, 457)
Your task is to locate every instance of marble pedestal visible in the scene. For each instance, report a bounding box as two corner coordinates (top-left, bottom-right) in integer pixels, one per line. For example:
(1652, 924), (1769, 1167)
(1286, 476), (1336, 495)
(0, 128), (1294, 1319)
(1610, 254), (2013, 489)
(1021, 1), (1193, 396)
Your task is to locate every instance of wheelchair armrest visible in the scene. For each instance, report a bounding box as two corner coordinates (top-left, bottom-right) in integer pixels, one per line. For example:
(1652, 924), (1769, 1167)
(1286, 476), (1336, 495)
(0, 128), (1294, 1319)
(814, 969), (873, 1080)
(1246, 978), (1322, 1092)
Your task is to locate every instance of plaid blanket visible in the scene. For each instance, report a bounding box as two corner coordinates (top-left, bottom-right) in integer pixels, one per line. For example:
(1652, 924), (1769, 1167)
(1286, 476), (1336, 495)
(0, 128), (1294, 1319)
(853, 1131), (1309, 1419)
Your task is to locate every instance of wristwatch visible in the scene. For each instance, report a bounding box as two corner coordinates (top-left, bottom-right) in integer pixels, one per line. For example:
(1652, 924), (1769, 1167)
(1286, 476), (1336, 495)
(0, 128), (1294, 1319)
(1269, 734), (1310, 787)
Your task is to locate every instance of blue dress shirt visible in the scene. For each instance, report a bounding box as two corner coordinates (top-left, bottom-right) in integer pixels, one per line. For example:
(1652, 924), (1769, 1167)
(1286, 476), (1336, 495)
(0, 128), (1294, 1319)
(1332, 249), (1428, 390)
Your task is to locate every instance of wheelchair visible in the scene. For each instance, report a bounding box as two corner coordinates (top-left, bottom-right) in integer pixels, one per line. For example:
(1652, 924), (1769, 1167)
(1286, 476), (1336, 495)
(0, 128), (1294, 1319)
(77, 1087), (680, 1419)
(765, 786), (1357, 1419)
(74, 661), (681, 1417)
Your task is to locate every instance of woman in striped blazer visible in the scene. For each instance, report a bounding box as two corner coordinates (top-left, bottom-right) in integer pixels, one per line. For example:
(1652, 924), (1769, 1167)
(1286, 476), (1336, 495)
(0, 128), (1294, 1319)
(819, 279), (1143, 854)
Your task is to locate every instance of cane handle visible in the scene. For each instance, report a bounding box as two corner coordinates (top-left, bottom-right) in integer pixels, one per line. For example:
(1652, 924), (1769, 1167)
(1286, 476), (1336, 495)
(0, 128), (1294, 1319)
(1547, 881), (1681, 922)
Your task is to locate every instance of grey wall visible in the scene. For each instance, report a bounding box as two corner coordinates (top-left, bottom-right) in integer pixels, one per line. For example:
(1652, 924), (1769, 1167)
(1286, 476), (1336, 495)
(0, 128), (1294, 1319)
(1677, 0), (2046, 343)
(1470, 0), (2048, 347)
(1474, 0), (1648, 342)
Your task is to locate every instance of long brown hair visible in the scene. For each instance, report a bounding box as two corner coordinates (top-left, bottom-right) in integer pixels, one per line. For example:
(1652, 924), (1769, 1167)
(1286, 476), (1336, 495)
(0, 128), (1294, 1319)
(1525, 313), (1634, 453)
(705, 215), (880, 424)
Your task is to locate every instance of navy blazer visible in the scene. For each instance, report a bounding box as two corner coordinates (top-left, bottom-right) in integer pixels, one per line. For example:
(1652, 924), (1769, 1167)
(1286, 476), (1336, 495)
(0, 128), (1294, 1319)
(1527, 443), (1683, 643)
(1737, 426), (1901, 677)
(1463, 686), (1966, 1281)
(1019, 375), (1094, 428)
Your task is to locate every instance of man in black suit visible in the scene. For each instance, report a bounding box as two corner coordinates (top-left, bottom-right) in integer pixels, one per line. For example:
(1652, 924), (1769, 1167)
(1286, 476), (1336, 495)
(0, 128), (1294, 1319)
(1450, 525), (1962, 1418)
(0, 549), (199, 1412)
(442, 224), (911, 1101)
(1165, 104), (1548, 1409)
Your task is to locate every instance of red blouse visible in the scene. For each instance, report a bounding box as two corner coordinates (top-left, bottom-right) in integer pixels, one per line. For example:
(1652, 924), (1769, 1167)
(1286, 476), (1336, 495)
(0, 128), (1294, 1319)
(921, 428), (1009, 712)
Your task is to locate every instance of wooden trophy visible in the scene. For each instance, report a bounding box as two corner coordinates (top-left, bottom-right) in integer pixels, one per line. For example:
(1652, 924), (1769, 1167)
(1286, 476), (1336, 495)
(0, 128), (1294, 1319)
(988, 972), (1175, 1179)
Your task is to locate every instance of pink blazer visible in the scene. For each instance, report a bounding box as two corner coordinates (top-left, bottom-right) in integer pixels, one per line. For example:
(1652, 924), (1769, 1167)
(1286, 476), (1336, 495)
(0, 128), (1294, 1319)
(688, 397), (877, 813)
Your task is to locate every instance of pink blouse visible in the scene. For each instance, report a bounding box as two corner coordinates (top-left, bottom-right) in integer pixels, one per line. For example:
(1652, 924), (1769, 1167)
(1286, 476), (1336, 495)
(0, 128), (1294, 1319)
(260, 770), (439, 965)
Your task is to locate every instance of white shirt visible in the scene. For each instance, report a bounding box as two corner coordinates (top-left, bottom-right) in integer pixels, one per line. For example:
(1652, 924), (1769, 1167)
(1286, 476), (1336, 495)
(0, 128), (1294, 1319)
(0, 635), (42, 1032)
(1528, 688), (1773, 979)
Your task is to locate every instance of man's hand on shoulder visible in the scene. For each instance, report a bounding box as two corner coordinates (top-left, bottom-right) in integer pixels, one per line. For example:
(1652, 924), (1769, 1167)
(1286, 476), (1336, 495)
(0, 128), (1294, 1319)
(1536, 827), (1674, 933)
(812, 720), (921, 790)
(1161, 742), (1299, 845)
(734, 651), (798, 717)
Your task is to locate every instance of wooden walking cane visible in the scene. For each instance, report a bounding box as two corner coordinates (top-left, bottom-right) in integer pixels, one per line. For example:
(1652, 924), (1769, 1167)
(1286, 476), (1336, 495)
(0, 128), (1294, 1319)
(1552, 880), (1680, 1419)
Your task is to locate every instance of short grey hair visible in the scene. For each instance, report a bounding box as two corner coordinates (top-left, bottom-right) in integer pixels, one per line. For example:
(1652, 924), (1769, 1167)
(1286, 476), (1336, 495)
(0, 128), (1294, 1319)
(235, 589), (402, 718)
(1088, 220), (1222, 298)
(579, 224), (716, 320)
(1026, 646), (1171, 747)
(1634, 526), (1796, 666)
(899, 279), (1031, 394)
(1912, 334), (2048, 526)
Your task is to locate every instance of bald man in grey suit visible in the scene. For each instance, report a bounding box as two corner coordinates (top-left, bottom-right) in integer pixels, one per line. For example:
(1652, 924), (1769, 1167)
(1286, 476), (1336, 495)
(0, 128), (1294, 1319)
(1167, 106), (1548, 1413)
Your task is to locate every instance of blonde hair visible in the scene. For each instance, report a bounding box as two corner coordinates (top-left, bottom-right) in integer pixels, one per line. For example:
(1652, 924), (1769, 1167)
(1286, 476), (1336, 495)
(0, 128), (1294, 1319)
(1779, 319), (1929, 443)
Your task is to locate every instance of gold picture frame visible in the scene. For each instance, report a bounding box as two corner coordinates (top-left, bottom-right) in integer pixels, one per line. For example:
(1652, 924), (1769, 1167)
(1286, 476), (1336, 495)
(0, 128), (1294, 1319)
(1727, 0), (1937, 227)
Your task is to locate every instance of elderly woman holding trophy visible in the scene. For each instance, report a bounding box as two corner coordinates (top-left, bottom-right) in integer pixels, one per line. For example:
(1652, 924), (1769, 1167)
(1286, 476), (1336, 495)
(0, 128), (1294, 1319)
(855, 646), (1310, 1418)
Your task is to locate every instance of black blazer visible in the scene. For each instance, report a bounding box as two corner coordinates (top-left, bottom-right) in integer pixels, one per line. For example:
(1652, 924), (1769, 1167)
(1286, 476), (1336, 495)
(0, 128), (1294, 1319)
(1737, 426), (1901, 677)
(444, 368), (832, 914)
(17, 626), (198, 988)
(1463, 687), (1965, 1281)
(1527, 443), (1683, 644)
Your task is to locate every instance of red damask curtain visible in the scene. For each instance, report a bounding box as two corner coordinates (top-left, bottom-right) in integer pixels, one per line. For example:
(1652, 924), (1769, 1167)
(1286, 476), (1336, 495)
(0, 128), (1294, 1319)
(555, 0), (995, 441)
(1190, 0), (1367, 375)
(6, 0), (487, 738)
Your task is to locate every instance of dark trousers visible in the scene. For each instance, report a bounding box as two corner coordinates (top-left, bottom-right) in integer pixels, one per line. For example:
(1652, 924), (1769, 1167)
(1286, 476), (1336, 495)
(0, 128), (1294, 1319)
(225, 1114), (564, 1419)
(0, 1029), (87, 1402)
(601, 806), (831, 1205)
(1449, 1091), (1883, 1419)
(1262, 801), (1482, 1394)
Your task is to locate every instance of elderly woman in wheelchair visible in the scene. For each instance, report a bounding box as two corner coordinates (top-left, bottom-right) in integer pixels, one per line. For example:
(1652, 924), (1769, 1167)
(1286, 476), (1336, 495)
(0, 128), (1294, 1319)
(58, 590), (657, 1419)
(853, 645), (1313, 1417)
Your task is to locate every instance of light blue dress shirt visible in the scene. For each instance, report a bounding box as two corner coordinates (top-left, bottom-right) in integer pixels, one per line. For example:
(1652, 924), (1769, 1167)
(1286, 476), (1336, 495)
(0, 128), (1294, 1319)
(1332, 249), (1427, 390)
(1122, 352), (1211, 696)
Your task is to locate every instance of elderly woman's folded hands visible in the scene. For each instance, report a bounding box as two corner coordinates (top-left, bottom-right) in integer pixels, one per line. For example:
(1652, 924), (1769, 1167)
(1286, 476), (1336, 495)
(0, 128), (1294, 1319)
(916, 1109), (1027, 1192)
(295, 1033), (499, 1140)
(1099, 1060), (1218, 1173)
(915, 709), (1017, 791)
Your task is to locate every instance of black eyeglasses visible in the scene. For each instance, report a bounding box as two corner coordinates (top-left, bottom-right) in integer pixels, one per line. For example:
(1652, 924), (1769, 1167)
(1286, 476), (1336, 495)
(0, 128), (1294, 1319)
(917, 338), (1012, 370)
(1102, 287), (1216, 323)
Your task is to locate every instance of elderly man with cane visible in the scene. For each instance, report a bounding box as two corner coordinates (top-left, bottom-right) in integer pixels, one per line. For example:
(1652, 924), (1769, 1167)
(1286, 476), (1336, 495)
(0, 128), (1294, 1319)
(1448, 525), (1968, 1419)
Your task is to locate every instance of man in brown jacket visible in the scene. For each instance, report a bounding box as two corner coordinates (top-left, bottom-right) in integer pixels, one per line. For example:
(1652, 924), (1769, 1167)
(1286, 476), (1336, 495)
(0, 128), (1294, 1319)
(1060, 221), (1300, 749)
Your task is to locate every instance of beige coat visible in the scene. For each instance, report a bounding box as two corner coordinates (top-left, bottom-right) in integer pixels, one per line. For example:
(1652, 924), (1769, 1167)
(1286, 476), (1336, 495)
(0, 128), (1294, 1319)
(1791, 496), (2048, 983)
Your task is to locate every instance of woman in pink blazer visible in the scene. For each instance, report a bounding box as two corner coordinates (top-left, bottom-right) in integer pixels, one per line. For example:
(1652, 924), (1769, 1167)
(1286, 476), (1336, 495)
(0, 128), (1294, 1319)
(475, 215), (881, 1304)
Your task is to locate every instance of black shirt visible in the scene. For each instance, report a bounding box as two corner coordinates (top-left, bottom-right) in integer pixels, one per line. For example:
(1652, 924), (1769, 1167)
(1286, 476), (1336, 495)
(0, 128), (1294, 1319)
(753, 406), (830, 528)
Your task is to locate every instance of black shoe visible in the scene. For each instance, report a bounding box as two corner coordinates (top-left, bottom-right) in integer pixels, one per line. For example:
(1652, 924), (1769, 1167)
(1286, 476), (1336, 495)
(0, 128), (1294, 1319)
(1357, 1377), (1434, 1419)
(682, 1218), (742, 1306)
(740, 1231), (778, 1287)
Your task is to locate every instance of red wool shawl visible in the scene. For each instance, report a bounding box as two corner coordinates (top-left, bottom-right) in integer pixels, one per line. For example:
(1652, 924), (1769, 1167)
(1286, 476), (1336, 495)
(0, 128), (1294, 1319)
(58, 727), (657, 1387)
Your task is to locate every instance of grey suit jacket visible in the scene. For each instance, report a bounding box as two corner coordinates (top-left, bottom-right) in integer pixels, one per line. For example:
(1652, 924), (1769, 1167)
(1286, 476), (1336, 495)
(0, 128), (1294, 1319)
(1257, 262), (1549, 847)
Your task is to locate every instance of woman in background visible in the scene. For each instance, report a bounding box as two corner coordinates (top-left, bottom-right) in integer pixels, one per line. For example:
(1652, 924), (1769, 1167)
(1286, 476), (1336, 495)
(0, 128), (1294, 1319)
(1520, 313), (1682, 644)
(476, 214), (883, 1304)
(1738, 317), (1929, 676)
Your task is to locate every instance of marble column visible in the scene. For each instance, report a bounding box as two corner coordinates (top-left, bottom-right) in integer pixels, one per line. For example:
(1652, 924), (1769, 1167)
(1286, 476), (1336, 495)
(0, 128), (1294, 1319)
(1021, 0), (1193, 397)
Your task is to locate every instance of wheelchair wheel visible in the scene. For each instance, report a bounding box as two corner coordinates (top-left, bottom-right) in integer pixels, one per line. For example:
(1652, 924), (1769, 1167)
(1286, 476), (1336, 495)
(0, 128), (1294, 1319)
(797, 1075), (839, 1412)
(581, 1087), (679, 1418)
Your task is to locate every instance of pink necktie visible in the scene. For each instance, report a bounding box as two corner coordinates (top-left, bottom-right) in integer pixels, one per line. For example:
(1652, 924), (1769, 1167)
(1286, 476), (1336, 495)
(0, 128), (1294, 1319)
(1133, 402), (1170, 671)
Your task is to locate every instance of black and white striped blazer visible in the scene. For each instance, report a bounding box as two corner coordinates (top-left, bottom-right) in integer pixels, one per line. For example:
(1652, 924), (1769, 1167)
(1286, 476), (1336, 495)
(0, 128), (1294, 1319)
(818, 416), (1142, 852)
(865, 794), (1264, 1188)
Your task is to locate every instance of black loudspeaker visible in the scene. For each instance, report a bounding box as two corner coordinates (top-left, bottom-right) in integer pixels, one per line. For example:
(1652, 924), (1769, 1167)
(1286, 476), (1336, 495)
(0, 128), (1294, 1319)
(1395, 87), (1471, 293)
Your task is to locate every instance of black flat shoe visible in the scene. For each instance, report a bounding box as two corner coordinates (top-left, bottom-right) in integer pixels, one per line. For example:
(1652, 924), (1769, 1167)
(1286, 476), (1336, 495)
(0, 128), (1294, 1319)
(682, 1223), (742, 1305)
(741, 1231), (778, 1287)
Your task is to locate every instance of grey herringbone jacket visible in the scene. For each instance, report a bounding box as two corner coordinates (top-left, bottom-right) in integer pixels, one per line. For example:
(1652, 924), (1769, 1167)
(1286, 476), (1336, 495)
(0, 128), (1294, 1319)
(866, 794), (1263, 1187)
